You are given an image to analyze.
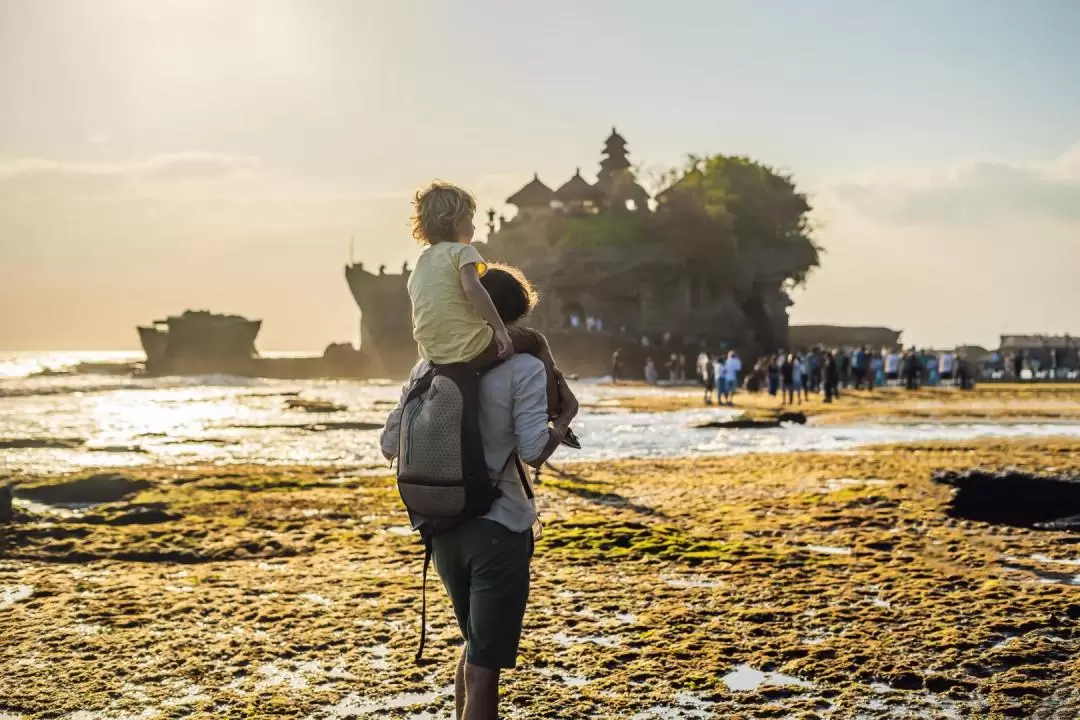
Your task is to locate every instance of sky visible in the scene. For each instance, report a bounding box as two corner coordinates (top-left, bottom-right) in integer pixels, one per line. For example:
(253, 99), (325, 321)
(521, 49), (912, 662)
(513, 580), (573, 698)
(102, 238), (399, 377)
(1, 0), (1078, 351)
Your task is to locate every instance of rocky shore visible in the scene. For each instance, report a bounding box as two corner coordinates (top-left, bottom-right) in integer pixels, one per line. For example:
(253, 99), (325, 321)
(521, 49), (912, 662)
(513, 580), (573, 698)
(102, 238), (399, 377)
(2, 433), (1080, 718)
(600, 383), (1080, 426)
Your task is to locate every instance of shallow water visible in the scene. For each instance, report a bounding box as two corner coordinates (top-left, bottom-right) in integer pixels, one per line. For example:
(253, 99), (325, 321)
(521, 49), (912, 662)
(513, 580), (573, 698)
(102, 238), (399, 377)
(721, 664), (813, 692)
(3, 354), (1080, 474)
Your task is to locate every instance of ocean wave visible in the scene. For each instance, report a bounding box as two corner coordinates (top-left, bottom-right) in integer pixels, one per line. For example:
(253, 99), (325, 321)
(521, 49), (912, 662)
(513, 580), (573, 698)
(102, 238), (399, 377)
(0, 373), (267, 398)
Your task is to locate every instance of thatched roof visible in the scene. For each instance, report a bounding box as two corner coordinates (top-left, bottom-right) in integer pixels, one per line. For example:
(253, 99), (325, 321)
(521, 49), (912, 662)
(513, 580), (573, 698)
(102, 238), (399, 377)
(506, 173), (555, 208)
(555, 169), (603, 203)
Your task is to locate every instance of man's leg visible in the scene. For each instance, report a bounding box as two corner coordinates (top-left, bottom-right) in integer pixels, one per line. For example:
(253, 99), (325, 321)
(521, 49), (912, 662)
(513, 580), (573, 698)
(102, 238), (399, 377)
(455, 646), (467, 720)
(463, 663), (500, 720)
(462, 521), (531, 720)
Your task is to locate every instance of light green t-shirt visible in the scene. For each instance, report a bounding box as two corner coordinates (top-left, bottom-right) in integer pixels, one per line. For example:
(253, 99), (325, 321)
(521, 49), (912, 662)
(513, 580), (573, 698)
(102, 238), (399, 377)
(407, 242), (493, 364)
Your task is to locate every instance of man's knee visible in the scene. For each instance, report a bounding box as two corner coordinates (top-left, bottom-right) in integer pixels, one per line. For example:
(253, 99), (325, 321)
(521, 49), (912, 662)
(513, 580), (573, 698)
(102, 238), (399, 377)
(464, 661), (499, 691)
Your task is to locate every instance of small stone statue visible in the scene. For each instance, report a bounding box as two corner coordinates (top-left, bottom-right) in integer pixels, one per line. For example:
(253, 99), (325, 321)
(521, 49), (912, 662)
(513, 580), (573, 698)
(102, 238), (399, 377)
(379, 264), (386, 276)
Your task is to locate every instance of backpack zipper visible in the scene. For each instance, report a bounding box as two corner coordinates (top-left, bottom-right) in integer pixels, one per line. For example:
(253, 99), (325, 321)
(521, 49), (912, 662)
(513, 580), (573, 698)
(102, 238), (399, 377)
(404, 398), (424, 466)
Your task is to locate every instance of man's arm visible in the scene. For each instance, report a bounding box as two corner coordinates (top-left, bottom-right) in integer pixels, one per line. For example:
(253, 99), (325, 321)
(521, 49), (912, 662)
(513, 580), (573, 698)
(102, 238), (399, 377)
(512, 359), (565, 469)
(460, 264), (512, 357)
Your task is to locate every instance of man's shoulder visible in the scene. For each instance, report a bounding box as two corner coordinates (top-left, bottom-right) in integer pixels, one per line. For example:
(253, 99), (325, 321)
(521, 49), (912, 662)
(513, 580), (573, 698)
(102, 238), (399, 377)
(483, 355), (545, 394)
(494, 354), (545, 378)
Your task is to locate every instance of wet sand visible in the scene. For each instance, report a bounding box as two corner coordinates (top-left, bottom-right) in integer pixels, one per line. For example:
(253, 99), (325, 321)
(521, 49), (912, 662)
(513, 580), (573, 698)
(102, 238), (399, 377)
(601, 383), (1080, 426)
(3, 433), (1080, 719)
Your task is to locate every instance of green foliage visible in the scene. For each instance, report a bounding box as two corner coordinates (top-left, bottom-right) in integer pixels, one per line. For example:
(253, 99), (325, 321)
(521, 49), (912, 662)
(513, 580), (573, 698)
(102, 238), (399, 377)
(654, 154), (822, 290)
(563, 211), (648, 249)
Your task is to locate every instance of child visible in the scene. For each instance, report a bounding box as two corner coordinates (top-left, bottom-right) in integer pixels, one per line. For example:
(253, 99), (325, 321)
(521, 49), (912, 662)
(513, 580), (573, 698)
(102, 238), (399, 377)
(407, 181), (579, 445)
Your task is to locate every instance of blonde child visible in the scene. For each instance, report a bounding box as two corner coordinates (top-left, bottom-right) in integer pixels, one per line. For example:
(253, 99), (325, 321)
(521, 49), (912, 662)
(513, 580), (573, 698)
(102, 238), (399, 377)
(408, 181), (578, 443)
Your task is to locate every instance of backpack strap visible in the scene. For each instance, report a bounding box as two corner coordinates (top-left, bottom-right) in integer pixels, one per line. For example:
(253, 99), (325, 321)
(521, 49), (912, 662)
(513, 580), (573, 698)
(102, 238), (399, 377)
(403, 366), (436, 406)
(414, 535), (433, 665)
(513, 454), (534, 500)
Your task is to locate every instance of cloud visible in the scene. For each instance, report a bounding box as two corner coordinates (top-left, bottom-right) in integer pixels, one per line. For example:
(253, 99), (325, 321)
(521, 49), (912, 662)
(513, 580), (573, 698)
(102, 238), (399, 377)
(0, 152), (260, 197)
(833, 143), (1080, 226)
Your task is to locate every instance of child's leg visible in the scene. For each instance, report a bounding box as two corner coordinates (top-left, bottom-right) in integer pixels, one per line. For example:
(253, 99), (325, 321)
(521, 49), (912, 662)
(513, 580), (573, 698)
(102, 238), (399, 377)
(506, 326), (564, 420)
(467, 334), (502, 371)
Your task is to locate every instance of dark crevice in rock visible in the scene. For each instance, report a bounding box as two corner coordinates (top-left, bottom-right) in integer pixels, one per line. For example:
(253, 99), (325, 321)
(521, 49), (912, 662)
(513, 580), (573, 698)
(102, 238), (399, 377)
(697, 411), (807, 430)
(933, 469), (1080, 530)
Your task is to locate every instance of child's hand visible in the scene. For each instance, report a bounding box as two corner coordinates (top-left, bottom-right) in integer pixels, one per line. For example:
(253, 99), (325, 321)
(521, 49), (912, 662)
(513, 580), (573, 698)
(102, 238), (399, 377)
(495, 328), (513, 359)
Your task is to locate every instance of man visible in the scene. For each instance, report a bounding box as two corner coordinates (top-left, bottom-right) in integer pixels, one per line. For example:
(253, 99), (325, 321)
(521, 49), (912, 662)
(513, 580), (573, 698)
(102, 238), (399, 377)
(380, 265), (574, 720)
(823, 350), (839, 403)
(724, 350), (742, 405)
(703, 353), (716, 405)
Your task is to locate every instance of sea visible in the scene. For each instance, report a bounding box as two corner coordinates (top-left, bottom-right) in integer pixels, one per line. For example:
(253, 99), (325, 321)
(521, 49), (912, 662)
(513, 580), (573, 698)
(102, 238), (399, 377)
(4, 350), (1080, 477)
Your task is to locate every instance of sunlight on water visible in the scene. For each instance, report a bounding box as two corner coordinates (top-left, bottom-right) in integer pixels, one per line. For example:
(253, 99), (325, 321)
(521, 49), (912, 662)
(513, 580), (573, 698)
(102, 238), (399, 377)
(3, 357), (1080, 475)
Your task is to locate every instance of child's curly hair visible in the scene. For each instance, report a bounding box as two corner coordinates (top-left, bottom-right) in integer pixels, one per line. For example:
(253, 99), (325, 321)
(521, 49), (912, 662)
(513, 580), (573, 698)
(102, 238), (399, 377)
(411, 181), (477, 245)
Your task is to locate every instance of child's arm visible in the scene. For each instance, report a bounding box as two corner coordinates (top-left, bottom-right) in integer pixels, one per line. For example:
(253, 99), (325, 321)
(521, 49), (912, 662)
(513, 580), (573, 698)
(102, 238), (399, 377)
(460, 263), (512, 358)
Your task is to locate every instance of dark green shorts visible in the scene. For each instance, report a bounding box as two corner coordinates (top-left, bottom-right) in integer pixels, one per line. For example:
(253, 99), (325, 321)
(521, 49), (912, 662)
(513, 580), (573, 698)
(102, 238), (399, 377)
(432, 519), (532, 670)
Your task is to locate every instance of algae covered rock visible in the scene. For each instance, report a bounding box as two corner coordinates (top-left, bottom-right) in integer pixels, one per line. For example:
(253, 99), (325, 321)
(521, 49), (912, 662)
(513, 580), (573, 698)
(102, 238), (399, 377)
(13, 472), (151, 505)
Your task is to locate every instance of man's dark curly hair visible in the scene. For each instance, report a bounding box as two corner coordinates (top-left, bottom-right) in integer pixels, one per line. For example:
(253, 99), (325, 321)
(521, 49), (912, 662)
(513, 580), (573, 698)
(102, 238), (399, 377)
(479, 264), (538, 325)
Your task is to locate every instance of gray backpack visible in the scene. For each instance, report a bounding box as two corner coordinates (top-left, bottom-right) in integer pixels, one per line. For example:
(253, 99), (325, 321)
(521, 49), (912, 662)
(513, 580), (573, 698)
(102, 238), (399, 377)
(396, 362), (506, 664)
(396, 363), (501, 530)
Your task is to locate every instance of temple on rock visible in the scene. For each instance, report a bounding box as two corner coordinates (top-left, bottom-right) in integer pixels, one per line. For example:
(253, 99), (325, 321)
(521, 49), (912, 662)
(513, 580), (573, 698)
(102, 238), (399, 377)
(347, 128), (798, 378)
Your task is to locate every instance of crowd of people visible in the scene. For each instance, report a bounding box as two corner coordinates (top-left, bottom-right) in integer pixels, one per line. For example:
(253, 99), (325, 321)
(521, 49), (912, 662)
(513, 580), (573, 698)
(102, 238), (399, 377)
(679, 346), (977, 406)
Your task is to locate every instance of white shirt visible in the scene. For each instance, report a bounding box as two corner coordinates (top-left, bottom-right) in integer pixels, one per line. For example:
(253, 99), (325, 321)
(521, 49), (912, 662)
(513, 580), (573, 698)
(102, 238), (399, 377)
(380, 355), (548, 533)
(885, 354), (899, 373)
(713, 359), (724, 380)
(697, 353), (709, 379)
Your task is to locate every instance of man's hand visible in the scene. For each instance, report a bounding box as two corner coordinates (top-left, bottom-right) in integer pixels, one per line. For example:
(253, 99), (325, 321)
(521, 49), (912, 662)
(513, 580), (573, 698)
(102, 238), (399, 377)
(494, 328), (513, 359)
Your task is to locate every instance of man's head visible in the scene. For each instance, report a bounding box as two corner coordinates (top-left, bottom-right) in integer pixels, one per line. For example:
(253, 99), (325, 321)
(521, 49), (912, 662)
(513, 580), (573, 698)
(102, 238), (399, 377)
(479, 264), (538, 326)
(411, 181), (477, 245)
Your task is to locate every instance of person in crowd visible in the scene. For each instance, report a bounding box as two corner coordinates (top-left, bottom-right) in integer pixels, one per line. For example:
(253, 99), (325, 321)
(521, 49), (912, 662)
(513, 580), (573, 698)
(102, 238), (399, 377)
(885, 348), (900, 385)
(714, 352), (726, 405)
(823, 351), (839, 403)
(703, 353), (716, 405)
(852, 345), (867, 390)
(839, 350), (852, 390)
(904, 348), (920, 390)
(781, 352), (797, 405)
(1013, 350), (1025, 380)
(610, 349), (623, 384)
(767, 353), (781, 397)
(808, 348), (823, 393)
(871, 350), (884, 390)
(796, 351), (809, 403)
(939, 349), (955, 384)
(724, 351), (742, 405)
(645, 356), (659, 385)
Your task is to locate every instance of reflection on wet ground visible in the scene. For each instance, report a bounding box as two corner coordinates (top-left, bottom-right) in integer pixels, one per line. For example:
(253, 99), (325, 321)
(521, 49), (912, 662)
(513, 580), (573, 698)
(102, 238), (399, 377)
(5, 376), (1080, 474)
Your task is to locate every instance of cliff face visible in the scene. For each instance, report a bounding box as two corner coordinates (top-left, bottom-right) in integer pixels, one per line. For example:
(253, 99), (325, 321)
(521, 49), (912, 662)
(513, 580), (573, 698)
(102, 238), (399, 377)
(344, 265), (416, 378)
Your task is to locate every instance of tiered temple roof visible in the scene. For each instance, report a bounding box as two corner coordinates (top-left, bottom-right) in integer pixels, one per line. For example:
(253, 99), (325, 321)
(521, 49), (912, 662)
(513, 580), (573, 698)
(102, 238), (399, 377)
(504, 128), (650, 214)
(554, 168), (603, 204)
(506, 173), (555, 208)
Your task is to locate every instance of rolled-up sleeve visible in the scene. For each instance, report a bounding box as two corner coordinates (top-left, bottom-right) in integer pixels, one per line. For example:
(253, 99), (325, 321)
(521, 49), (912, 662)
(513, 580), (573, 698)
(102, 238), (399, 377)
(513, 359), (552, 464)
